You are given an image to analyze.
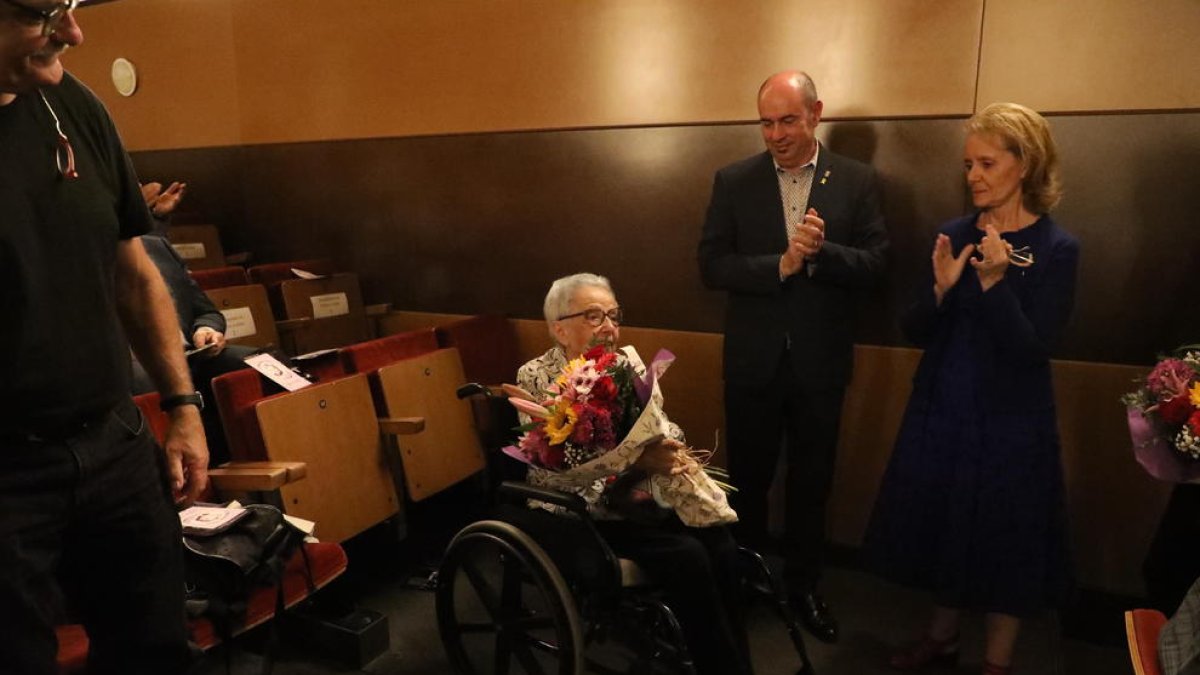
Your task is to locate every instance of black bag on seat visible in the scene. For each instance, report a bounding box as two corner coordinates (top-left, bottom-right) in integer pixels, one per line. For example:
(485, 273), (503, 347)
(183, 503), (309, 630)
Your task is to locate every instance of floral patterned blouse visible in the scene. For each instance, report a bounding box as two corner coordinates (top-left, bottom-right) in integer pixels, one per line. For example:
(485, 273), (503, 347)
(516, 345), (684, 519)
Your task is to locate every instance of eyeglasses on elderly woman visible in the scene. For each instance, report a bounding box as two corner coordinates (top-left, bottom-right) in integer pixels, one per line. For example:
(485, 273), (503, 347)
(557, 307), (623, 327)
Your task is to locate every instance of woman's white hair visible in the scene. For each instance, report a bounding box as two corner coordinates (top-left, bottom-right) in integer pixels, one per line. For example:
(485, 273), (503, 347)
(543, 273), (613, 333)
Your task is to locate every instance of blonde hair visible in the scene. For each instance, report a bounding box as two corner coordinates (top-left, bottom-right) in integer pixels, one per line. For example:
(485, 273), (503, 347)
(966, 102), (1063, 213)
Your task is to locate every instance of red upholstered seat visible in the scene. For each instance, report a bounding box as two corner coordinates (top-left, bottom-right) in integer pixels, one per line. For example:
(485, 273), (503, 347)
(212, 368), (276, 463)
(191, 265), (249, 291)
(1126, 608), (1168, 675)
(340, 329), (440, 375)
(434, 314), (520, 385)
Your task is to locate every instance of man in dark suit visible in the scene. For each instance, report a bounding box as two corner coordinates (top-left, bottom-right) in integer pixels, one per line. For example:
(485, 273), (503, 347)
(698, 70), (888, 643)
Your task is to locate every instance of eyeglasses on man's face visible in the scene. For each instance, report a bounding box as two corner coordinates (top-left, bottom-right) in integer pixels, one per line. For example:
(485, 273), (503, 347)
(0, 0), (78, 37)
(557, 307), (623, 327)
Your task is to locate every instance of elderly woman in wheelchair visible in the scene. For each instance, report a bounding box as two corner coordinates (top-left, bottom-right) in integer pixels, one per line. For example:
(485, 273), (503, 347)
(435, 273), (824, 675)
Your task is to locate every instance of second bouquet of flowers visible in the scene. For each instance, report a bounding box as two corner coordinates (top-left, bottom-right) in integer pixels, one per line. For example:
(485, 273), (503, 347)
(1123, 344), (1200, 482)
(503, 343), (737, 528)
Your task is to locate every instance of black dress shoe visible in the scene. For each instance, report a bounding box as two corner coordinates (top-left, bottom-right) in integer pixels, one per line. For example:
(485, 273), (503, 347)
(791, 591), (839, 643)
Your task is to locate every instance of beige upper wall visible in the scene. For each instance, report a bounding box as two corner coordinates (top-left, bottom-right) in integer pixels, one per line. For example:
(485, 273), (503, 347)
(65, 0), (981, 150)
(62, 0), (1199, 152)
(66, 0), (240, 150)
(977, 0), (1200, 112)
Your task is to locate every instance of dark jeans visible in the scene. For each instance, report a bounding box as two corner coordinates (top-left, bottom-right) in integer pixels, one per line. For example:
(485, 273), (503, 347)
(596, 519), (754, 675)
(726, 354), (845, 592)
(0, 398), (189, 675)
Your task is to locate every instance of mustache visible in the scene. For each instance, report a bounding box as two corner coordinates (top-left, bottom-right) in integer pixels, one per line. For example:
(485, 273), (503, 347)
(34, 42), (71, 60)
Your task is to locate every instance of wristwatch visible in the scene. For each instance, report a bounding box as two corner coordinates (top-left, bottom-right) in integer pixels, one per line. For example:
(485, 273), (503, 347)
(160, 392), (205, 412)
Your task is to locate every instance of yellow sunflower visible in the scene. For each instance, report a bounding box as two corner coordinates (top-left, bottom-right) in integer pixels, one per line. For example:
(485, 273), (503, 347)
(1191, 381), (1200, 408)
(544, 404), (579, 445)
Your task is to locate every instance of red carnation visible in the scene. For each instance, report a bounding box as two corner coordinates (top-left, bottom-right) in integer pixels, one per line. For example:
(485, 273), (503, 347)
(1190, 410), (1200, 438)
(1159, 395), (1196, 427)
(538, 443), (565, 470)
(583, 344), (610, 362)
(593, 351), (618, 370)
(590, 376), (618, 403)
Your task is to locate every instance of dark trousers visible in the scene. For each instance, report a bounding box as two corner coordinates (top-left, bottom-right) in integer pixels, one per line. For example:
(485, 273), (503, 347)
(596, 519), (753, 675)
(726, 356), (845, 591)
(0, 398), (189, 675)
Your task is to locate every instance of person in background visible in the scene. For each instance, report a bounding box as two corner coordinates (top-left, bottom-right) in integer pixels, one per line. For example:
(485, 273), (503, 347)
(131, 181), (255, 465)
(697, 69), (889, 642)
(0, 0), (207, 672)
(862, 102), (1078, 675)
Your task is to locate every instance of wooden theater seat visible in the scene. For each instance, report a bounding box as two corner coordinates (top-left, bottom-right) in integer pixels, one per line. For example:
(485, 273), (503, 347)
(204, 284), (280, 350)
(372, 348), (486, 502)
(55, 393), (349, 673)
(247, 259), (338, 288)
(166, 224), (226, 270)
(278, 273), (374, 355)
(191, 265), (249, 291)
(211, 368), (420, 543)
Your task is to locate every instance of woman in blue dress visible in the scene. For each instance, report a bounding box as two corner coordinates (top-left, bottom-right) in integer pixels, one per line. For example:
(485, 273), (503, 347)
(863, 102), (1079, 675)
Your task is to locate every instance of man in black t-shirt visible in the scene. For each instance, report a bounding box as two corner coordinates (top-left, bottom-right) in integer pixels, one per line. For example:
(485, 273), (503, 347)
(0, 2), (208, 673)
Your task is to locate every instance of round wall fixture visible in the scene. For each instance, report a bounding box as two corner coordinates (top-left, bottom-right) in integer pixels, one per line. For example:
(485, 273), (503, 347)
(111, 57), (138, 97)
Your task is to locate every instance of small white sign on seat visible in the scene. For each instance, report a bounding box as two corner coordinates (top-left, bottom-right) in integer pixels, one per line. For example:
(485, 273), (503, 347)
(171, 242), (207, 260)
(221, 306), (258, 339)
(310, 292), (350, 319)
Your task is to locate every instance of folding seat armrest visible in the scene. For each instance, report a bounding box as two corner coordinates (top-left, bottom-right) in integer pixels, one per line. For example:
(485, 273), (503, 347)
(378, 417), (426, 435)
(209, 461), (307, 492)
(225, 251), (251, 265)
(365, 303), (392, 317)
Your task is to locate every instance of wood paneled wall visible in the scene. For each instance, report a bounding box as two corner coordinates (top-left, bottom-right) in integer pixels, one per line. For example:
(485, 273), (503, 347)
(131, 113), (1200, 366)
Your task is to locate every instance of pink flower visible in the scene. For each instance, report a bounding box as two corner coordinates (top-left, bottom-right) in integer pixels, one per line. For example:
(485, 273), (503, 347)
(1148, 359), (1196, 401)
(519, 428), (550, 460)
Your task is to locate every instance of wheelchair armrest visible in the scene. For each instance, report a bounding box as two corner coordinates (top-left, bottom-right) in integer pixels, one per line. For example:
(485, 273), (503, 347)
(209, 461), (307, 492)
(498, 481), (589, 516)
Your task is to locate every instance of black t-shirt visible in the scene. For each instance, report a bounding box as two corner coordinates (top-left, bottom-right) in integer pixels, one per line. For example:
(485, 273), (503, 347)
(0, 73), (152, 430)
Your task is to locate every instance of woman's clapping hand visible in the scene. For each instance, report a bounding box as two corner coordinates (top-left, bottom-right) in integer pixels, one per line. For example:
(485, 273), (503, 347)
(932, 234), (975, 306)
(970, 224), (1011, 291)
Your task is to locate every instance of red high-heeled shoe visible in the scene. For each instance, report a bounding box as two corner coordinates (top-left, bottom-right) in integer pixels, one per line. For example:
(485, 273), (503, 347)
(888, 634), (959, 670)
(982, 660), (1011, 675)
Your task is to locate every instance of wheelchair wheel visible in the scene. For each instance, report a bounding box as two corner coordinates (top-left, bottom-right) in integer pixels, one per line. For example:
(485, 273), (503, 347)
(437, 520), (584, 675)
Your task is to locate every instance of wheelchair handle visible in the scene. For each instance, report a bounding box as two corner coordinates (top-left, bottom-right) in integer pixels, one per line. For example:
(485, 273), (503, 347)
(455, 382), (492, 400)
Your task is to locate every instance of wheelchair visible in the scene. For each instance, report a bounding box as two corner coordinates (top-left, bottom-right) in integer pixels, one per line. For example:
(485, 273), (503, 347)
(435, 384), (815, 675)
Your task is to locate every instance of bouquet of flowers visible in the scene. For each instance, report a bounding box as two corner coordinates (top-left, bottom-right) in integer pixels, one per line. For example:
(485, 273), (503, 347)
(1123, 345), (1200, 482)
(503, 343), (737, 528)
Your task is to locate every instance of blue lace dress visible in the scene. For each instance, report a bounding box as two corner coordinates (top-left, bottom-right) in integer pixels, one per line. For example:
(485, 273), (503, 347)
(863, 213), (1079, 616)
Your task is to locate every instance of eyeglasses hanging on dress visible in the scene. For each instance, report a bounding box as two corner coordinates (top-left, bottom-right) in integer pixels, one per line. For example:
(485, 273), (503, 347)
(38, 90), (78, 180)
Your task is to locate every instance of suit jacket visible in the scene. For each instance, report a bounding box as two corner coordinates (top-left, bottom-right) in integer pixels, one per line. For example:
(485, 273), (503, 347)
(698, 146), (888, 388)
(141, 234), (226, 345)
